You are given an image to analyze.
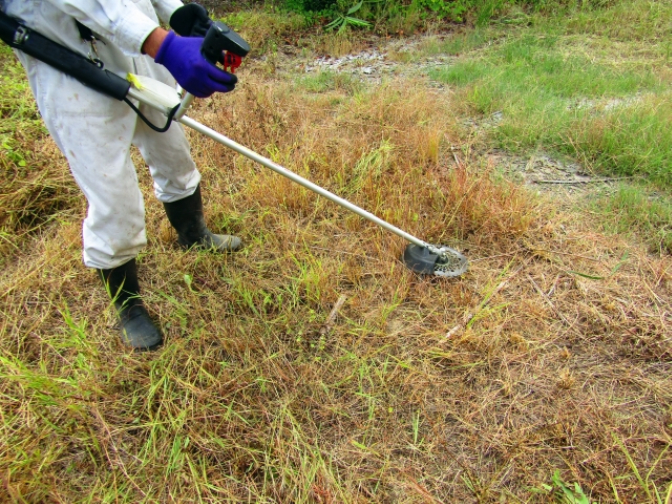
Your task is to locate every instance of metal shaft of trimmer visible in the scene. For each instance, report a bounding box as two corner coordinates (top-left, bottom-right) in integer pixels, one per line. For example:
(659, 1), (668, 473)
(176, 114), (431, 249)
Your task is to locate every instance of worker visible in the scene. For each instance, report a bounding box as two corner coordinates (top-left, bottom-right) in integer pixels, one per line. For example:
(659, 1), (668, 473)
(1, 1), (240, 351)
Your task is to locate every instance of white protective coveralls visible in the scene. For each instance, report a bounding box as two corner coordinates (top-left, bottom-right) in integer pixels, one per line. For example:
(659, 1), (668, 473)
(3, 0), (202, 269)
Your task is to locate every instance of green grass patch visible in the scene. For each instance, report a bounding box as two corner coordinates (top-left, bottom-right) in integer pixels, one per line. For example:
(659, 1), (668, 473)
(295, 69), (362, 94)
(428, 4), (672, 186)
(589, 183), (672, 254)
(561, 0), (672, 42)
(433, 29), (500, 55)
(433, 60), (490, 86)
(431, 32), (661, 98)
(567, 98), (672, 182)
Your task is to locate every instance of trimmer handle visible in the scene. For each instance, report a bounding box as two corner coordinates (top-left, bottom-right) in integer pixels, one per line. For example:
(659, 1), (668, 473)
(201, 21), (250, 73)
(174, 22), (250, 120)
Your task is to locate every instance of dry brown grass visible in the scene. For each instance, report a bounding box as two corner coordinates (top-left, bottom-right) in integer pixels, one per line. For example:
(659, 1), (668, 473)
(1, 46), (671, 503)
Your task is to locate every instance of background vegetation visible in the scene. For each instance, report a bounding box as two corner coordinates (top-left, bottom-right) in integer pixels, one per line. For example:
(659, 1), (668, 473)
(1, 0), (671, 502)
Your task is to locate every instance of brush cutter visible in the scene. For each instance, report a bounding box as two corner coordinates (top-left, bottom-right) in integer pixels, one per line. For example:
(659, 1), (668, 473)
(0, 14), (468, 277)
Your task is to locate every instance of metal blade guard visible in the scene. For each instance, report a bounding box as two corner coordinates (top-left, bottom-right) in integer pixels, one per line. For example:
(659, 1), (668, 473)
(403, 244), (468, 277)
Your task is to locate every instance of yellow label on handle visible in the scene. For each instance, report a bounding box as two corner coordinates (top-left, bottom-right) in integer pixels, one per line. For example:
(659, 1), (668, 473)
(126, 73), (144, 90)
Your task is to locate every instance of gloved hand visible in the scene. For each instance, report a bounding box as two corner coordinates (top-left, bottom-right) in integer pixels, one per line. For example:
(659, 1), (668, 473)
(170, 3), (212, 37)
(155, 31), (237, 98)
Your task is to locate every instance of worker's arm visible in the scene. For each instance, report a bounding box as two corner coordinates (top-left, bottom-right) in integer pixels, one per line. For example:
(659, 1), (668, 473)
(141, 27), (168, 57)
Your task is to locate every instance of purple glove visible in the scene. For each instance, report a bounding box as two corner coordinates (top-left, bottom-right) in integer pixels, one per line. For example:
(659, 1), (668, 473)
(155, 31), (237, 98)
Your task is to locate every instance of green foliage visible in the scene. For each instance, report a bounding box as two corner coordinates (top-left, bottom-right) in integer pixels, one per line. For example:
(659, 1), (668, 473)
(278, 0), (672, 34)
(1, 138), (27, 167)
(536, 470), (596, 503)
(411, 0), (468, 21)
(282, 0), (338, 17)
(282, 0), (505, 29)
(407, 0), (508, 24)
(324, 0), (372, 33)
(283, 0), (337, 15)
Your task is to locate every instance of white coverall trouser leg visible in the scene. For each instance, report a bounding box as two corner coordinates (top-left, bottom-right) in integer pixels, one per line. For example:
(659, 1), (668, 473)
(16, 51), (201, 270)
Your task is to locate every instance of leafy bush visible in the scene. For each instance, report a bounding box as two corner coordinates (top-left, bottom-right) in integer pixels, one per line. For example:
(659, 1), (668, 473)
(283, 0), (338, 15)
(281, 0), (628, 31)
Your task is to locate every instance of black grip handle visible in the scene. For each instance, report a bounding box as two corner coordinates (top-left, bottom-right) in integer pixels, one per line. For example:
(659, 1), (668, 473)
(201, 21), (250, 66)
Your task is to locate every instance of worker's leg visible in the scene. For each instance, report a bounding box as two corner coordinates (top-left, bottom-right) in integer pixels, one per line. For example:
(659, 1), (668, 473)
(17, 54), (161, 350)
(19, 54), (147, 269)
(131, 56), (242, 251)
(129, 56), (201, 203)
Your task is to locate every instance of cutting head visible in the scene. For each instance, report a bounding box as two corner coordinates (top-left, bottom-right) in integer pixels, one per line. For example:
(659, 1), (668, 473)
(402, 244), (468, 277)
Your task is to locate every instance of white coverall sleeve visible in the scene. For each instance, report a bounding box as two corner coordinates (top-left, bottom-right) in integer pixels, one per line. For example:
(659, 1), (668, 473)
(152, 0), (185, 25)
(42, 0), (163, 56)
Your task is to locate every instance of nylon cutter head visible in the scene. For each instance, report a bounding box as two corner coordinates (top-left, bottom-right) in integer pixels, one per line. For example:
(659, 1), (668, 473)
(402, 243), (468, 277)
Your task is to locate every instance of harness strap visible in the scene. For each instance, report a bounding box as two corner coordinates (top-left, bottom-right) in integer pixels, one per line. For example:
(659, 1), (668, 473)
(0, 9), (130, 101)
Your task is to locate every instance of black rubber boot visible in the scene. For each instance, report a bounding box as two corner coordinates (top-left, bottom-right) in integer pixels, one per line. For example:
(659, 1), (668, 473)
(98, 259), (163, 351)
(163, 184), (242, 252)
